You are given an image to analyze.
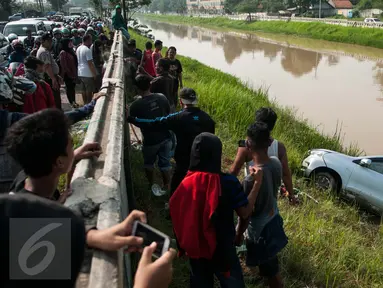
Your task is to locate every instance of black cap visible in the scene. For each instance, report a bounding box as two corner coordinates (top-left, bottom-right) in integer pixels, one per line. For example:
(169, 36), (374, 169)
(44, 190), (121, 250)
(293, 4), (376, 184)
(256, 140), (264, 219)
(41, 32), (52, 41)
(180, 88), (198, 105)
(154, 39), (162, 46)
(127, 39), (136, 46)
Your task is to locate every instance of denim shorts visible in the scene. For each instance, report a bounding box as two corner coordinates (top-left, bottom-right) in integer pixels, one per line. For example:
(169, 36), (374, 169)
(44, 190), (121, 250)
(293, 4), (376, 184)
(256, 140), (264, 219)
(142, 138), (172, 171)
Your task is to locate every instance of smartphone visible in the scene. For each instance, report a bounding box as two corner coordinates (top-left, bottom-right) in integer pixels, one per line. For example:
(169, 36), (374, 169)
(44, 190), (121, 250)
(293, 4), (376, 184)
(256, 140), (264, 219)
(132, 221), (170, 258)
(238, 140), (246, 147)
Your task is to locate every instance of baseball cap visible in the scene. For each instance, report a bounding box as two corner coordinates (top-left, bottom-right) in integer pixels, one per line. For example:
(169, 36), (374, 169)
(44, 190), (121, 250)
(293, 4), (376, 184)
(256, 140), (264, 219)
(127, 39), (136, 46)
(180, 88), (198, 105)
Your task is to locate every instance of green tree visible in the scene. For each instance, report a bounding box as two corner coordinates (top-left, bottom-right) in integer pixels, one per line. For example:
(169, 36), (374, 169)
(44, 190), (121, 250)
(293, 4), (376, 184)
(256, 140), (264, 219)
(235, 0), (261, 13)
(47, 0), (69, 11)
(171, 0), (187, 13)
(90, 0), (103, 16)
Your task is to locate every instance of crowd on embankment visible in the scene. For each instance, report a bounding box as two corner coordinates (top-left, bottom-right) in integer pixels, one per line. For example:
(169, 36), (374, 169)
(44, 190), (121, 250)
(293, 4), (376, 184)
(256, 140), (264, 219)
(142, 14), (383, 49)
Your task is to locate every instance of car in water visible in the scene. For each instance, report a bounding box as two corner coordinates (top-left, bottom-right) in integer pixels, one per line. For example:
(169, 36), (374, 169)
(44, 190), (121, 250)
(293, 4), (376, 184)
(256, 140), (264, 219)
(301, 149), (383, 215)
(3, 20), (46, 42)
(364, 18), (382, 23)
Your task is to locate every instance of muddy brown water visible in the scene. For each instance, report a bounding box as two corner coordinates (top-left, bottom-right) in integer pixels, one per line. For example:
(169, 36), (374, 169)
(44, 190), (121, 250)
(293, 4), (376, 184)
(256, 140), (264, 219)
(139, 18), (383, 155)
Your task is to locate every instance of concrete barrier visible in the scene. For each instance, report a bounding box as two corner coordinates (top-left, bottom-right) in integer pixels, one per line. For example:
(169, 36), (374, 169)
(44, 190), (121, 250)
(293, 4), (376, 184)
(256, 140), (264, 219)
(65, 31), (132, 288)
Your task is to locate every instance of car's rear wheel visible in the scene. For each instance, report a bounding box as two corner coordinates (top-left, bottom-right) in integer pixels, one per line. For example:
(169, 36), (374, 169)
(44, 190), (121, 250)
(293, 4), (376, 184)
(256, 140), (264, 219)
(314, 171), (338, 192)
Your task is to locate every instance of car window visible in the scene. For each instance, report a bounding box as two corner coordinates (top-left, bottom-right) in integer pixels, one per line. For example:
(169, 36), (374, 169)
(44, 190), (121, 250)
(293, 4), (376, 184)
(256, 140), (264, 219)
(37, 23), (46, 32)
(3, 24), (37, 36)
(370, 159), (383, 175)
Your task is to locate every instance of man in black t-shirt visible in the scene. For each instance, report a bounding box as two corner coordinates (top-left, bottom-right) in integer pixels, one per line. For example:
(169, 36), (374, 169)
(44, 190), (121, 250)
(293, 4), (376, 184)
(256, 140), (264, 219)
(129, 74), (173, 192)
(167, 46), (183, 107)
(128, 88), (215, 194)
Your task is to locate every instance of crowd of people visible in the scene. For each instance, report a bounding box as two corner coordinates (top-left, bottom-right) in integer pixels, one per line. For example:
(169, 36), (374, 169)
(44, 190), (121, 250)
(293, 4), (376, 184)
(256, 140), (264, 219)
(4, 16), (111, 110)
(125, 34), (298, 288)
(0, 11), (299, 288)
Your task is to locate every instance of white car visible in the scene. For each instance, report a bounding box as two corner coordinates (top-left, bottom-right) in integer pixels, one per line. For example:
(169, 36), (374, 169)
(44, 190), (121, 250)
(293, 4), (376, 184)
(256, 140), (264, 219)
(302, 149), (383, 214)
(364, 18), (382, 23)
(3, 20), (46, 42)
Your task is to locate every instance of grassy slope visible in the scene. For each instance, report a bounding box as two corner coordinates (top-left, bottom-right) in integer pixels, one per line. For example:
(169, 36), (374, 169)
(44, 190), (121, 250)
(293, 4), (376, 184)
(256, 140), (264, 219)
(129, 30), (383, 287)
(141, 14), (383, 49)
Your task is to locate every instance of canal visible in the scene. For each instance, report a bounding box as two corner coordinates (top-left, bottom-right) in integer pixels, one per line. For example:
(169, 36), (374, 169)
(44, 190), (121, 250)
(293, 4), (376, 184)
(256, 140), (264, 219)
(138, 18), (383, 155)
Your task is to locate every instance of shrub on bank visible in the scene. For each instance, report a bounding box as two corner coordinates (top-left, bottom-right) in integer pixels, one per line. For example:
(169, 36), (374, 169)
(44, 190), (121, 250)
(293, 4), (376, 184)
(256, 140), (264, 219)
(129, 30), (383, 288)
(142, 14), (383, 49)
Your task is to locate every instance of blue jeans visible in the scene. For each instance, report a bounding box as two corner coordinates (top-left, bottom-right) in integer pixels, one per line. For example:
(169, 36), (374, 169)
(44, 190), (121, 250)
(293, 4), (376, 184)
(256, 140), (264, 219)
(119, 27), (130, 40)
(189, 248), (245, 288)
(142, 138), (172, 171)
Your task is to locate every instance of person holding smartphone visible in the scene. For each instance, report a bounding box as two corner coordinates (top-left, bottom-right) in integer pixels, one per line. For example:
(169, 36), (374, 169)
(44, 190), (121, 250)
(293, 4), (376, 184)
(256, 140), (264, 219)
(0, 193), (176, 288)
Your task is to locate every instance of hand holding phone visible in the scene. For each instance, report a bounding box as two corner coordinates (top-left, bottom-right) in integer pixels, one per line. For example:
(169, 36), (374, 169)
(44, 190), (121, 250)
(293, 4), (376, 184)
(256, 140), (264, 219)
(132, 221), (170, 258)
(135, 242), (176, 288)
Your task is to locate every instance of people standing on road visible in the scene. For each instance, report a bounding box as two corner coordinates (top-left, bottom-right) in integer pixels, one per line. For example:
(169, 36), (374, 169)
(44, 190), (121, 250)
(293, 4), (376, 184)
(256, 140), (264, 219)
(23, 56), (56, 114)
(129, 74), (173, 194)
(150, 58), (175, 112)
(166, 46), (183, 107)
(8, 40), (28, 64)
(60, 38), (78, 107)
(37, 33), (62, 110)
(72, 28), (82, 47)
(128, 88), (215, 194)
(170, 132), (262, 288)
(91, 39), (104, 92)
(23, 29), (34, 51)
(77, 34), (97, 104)
(152, 40), (163, 68)
(112, 5), (130, 40)
(52, 28), (63, 60)
(230, 107), (295, 202)
(141, 41), (156, 77)
(235, 122), (288, 288)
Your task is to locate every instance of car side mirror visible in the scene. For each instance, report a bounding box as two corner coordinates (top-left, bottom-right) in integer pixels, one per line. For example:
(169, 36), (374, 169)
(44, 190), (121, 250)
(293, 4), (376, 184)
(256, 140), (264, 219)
(360, 158), (372, 168)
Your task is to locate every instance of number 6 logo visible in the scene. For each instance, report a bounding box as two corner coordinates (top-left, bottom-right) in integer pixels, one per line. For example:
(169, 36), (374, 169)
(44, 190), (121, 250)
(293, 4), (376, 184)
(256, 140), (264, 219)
(18, 223), (62, 276)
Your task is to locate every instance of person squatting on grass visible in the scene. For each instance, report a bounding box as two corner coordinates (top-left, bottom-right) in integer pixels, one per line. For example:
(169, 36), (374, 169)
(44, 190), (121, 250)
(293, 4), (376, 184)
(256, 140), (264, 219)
(236, 122), (289, 288)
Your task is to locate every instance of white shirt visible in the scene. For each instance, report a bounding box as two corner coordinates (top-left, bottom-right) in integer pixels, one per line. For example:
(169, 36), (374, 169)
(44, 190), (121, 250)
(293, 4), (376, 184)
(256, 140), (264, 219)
(76, 44), (93, 78)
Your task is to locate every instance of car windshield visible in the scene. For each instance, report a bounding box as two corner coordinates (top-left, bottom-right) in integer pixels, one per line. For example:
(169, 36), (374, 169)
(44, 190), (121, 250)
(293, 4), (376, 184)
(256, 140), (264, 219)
(3, 24), (36, 36)
(45, 24), (52, 30)
(373, 18), (381, 22)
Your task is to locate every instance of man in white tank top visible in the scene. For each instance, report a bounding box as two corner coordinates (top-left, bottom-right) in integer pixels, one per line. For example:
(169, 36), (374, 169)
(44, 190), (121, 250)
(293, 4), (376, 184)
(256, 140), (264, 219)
(230, 108), (296, 203)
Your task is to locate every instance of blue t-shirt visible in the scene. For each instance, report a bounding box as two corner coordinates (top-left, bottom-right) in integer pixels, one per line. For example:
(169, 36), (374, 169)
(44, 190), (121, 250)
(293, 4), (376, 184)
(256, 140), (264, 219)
(215, 173), (248, 247)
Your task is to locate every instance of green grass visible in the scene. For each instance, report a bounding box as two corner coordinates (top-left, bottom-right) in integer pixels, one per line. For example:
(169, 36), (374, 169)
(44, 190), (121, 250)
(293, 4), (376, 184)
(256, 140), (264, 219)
(129, 30), (383, 288)
(141, 14), (383, 49)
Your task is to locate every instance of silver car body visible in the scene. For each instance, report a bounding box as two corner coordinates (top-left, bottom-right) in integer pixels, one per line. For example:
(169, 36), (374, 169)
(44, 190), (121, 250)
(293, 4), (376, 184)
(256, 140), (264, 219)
(302, 149), (383, 214)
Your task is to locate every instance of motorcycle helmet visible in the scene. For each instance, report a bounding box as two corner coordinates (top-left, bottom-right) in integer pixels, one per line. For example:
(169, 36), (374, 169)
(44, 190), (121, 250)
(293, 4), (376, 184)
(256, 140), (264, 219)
(11, 39), (23, 48)
(53, 27), (62, 35)
(7, 33), (18, 42)
(37, 30), (45, 36)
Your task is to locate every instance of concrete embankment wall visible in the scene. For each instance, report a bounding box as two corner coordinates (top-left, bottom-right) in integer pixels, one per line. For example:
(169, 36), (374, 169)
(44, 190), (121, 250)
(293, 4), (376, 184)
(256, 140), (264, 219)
(65, 31), (133, 288)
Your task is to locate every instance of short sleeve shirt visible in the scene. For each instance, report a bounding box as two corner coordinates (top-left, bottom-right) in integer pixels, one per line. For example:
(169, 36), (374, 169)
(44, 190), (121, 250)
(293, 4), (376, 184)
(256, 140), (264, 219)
(169, 59), (182, 80)
(37, 46), (59, 75)
(76, 45), (93, 78)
